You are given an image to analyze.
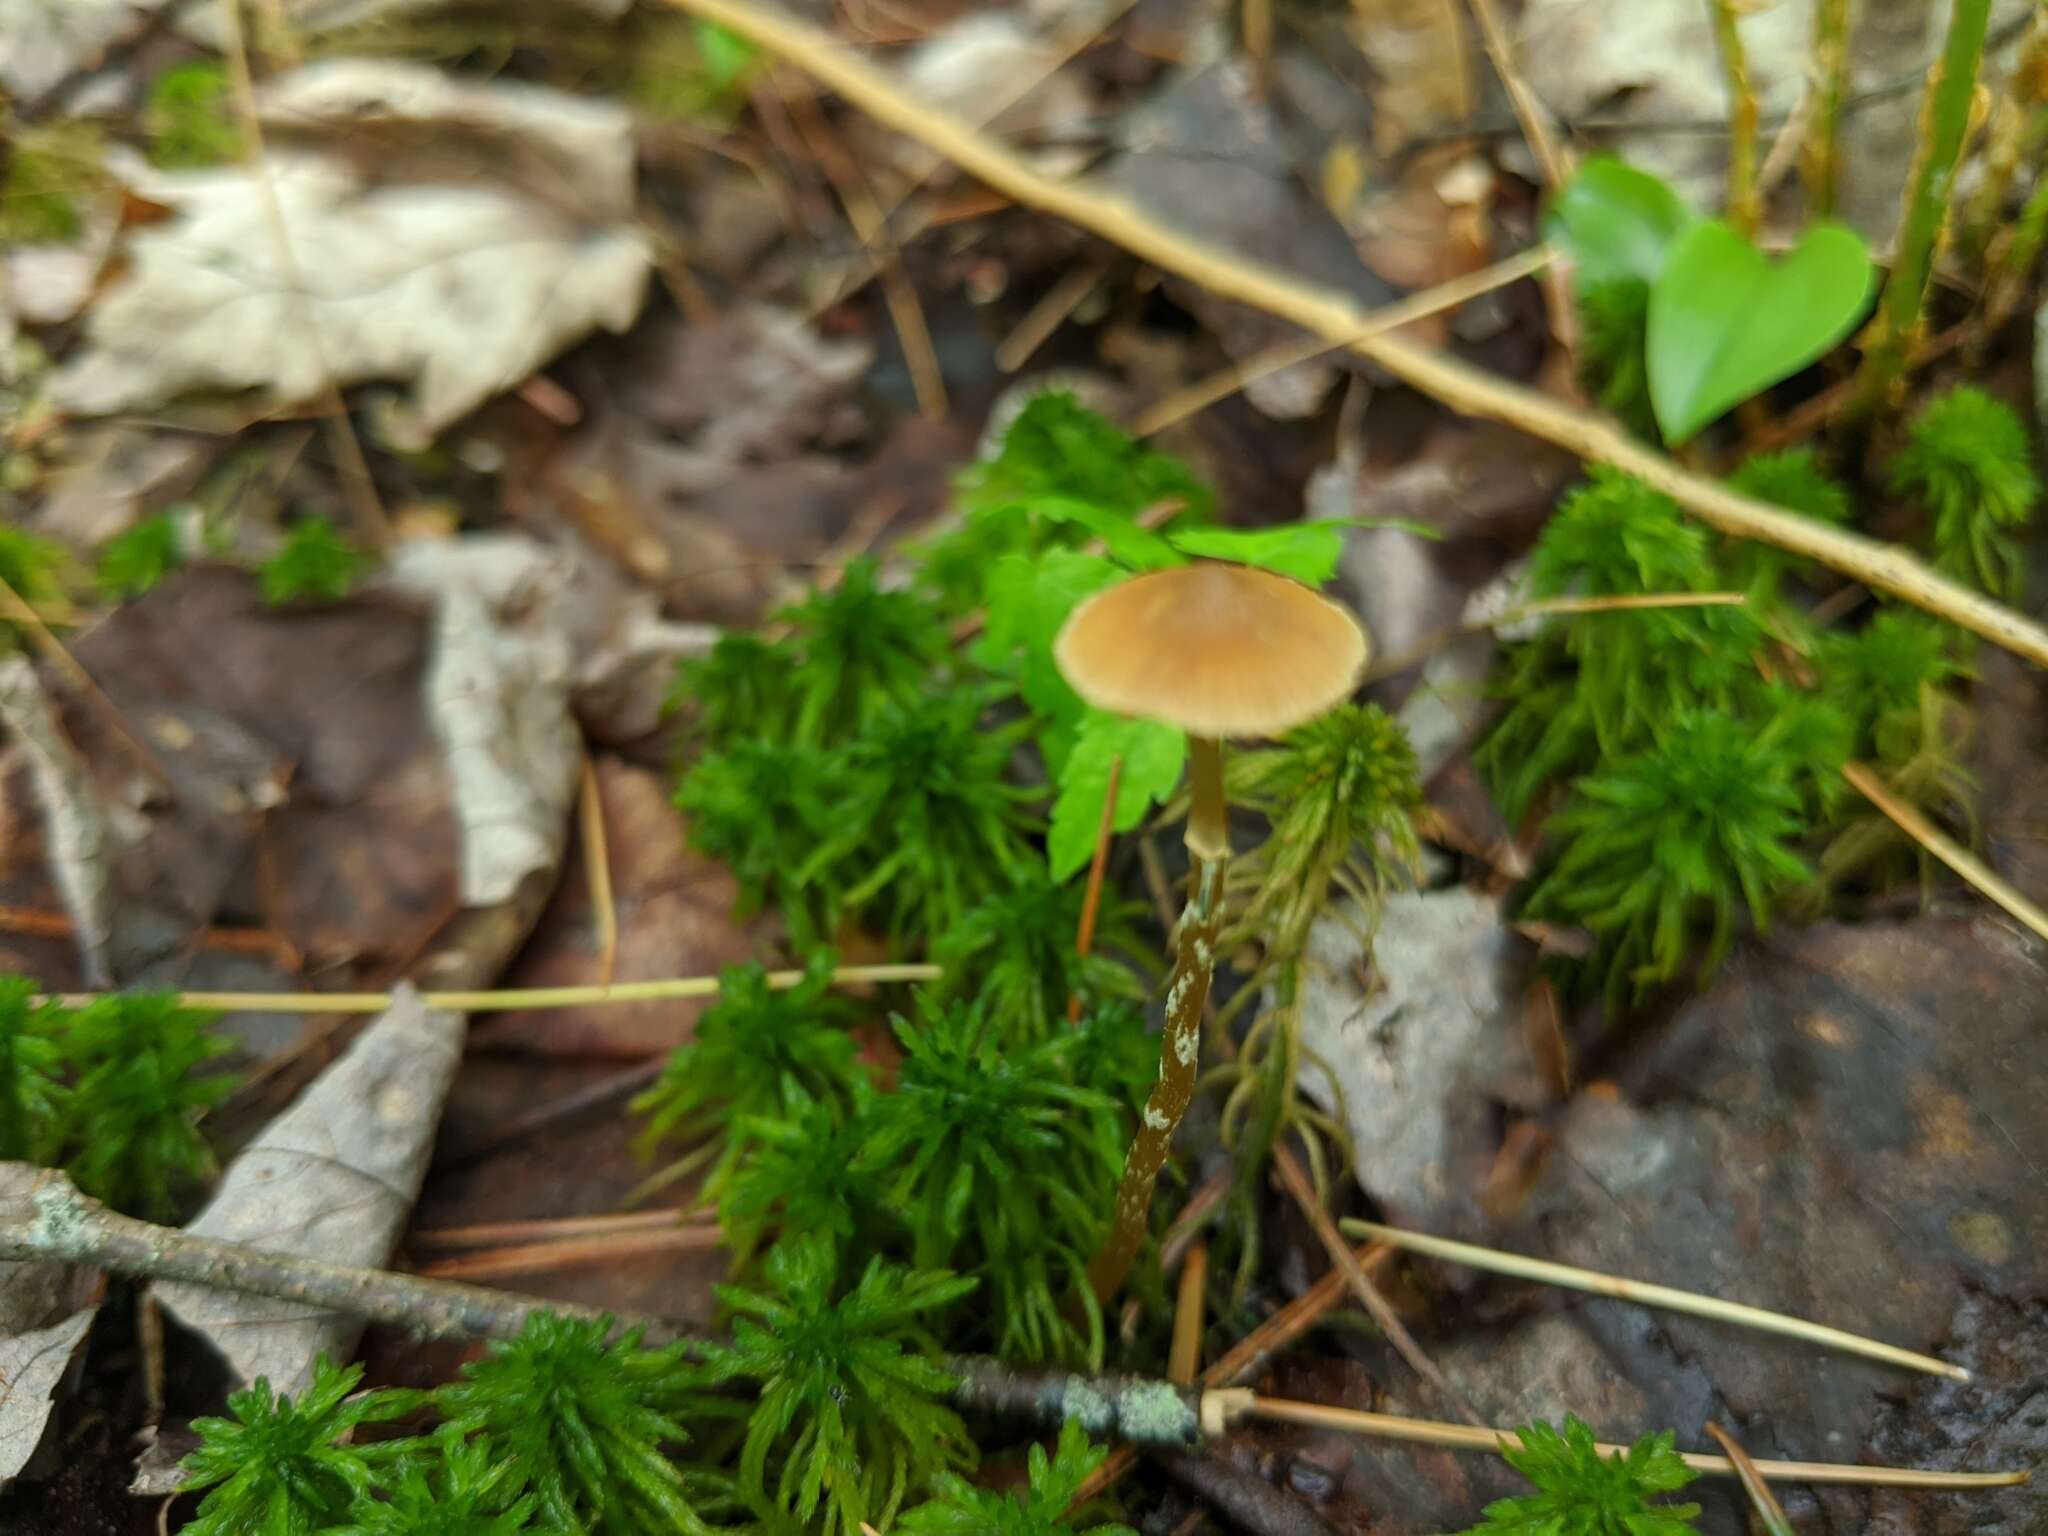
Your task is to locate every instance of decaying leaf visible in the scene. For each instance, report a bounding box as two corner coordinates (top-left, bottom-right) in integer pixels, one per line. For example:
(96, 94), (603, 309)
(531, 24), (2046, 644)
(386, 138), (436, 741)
(52, 60), (651, 447)
(152, 986), (463, 1400)
(0, 659), (121, 988)
(383, 535), (581, 908)
(0, 1166), (101, 1489)
(1293, 889), (1551, 1236)
(0, 0), (156, 99)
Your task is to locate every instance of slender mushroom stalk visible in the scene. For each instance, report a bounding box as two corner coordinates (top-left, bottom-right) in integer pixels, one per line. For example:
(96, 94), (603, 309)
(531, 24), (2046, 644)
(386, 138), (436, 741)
(1055, 563), (1367, 1303)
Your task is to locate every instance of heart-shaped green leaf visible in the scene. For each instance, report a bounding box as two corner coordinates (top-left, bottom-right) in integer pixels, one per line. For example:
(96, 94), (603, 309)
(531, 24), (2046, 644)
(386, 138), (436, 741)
(1545, 157), (1695, 288)
(1647, 219), (1875, 444)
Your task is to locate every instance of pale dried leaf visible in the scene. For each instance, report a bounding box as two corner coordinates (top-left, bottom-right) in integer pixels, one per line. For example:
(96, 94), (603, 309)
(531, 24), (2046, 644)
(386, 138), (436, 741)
(1294, 889), (1548, 1234)
(52, 62), (650, 447)
(0, 1168), (98, 1489)
(153, 987), (463, 1398)
(382, 535), (581, 907)
(0, 659), (121, 987)
(0, 0), (152, 98)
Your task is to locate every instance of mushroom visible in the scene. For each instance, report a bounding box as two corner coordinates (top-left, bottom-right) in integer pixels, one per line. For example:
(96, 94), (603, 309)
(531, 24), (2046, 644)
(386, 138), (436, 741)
(1054, 561), (1367, 1299)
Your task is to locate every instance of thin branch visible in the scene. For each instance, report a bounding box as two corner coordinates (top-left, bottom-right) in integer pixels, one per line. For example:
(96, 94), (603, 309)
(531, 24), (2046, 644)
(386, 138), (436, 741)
(1465, 0), (1570, 187)
(578, 758), (619, 988)
(2, 1170), (2017, 1494)
(1342, 1217), (1968, 1381)
(1132, 244), (1554, 438)
(1168, 1241), (1207, 1385)
(1275, 1150), (1483, 1426)
(1234, 1395), (2029, 1489)
(1842, 761), (2048, 943)
(660, 0), (2048, 672)
(414, 1225), (722, 1282)
(1704, 1421), (1797, 1535)
(409, 1210), (712, 1252)
(778, 70), (948, 421)
(0, 572), (175, 792)
(41, 961), (943, 1013)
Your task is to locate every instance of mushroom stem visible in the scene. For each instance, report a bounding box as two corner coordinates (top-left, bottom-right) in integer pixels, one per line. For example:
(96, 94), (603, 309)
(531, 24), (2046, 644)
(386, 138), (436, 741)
(1089, 834), (1227, 1304)
(1186, 735), (1229, 864)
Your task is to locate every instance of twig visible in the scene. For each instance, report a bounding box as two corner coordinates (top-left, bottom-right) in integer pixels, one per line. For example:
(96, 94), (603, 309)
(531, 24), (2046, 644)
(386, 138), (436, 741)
(1243, 0), (1273, 94)
(1709, 0), (1761, 237)
(2, 1164), (638, 1345)
(414, 1225), (723, 1282)
(1464, 0), (1570, 187)
(658, 0), (2048, 671)
(0, 572), (175, 791)
(1704, 1421), (1797, 1535)
(1341, 1217), (1969, 1381)
(1132, 245), (1554, 438)
(996, 257), (1109, 374)
(1805, 0), (1852, 216)
(410, 1209), (711, 1252)
(6, 1171), (2012, 1495)
(1169, 1241), (1208, 1385)
(778, 71), (948, 421)
(578, 758), (619, 988)
(41, 962), (943, 1014)
(1855, 0), (1993, 409)
(1069, 752), (1123, 1023)
(1274, 1152), (1483, 1427)
(0, 905), (299, 969)
(1756, 82), (1813, 201)
(1235, 1396), (2030, 1489)
(1842, 761), (2048, 943)
(218, 0), (390, 549)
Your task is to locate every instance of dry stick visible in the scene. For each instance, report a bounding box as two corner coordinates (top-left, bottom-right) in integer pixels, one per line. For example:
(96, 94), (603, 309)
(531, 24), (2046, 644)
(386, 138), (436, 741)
(1072, 1239), (1397, 1508)
(996, 256), (1109, 374)
(659, 0), (2048, 672)
(217, 0), (389, 549)
(1855, 0), (1994, 409)
(1274, 1152), (1484, 1428)
(1756, 83), (1815, 201)
(0, 573), (174, 792)
(1341, 1217), (1968, 1382)
(1842, 761), (2048, 943)
(410, 1209), (712, 1252)
(414, 1225), (723, 1282)
(1709, 0), (1762, 238)
(1464, 0), (1571, 187)
(1068, 752), (1124, 1024)
(1236, 1397), (2029, 1489)
(1131, 245), (1555, 439)
(42, 961), (943, 1013)
(1806, 0), (1852, 217)
(13, 1177), (2000, 1499)
(578, 758), (619, 988)
(779, 72), (948, 421)
(0, 905), (298, 967)
(1168, 1241), (1208, 1385)
(1704, 1421), (1798, 1536)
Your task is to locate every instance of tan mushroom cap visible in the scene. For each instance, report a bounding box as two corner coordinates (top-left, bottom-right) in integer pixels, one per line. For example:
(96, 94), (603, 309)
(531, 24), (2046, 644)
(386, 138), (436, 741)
(1054, 562), (1369, 739)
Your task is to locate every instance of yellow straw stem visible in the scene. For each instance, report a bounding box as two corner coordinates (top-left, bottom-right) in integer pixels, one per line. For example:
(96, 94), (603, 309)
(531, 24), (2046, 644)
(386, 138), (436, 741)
(1843, 761), (2048, 943)
(44, 962), (943, 1015)
(1236, 1395), (2028, 1488)
(1341, 1218), (1967, 1382)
